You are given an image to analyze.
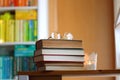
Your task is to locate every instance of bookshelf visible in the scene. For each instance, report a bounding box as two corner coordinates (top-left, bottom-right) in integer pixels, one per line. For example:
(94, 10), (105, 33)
(0, 0), (49, 79)
(18, 69), (120, 80)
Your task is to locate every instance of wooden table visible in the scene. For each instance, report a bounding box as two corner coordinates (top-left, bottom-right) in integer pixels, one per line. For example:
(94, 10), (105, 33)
(17, 69), (120, 80)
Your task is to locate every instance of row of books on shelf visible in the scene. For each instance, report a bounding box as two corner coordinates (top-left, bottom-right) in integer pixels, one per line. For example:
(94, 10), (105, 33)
(0, 0), (37, 7)
(14, 57), (36, 75)
(0, 19), (38, 43)
(14, 45), (36, 77)
(0, 56), (36, 79)
(0, 45), (36, 79)
(0, 10), (37, 20)
(0, 56), (13, 79)
(34, 39), (85, 71)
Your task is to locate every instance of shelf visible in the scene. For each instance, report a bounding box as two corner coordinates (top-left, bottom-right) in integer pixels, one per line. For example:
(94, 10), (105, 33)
(17, 69), (120, 80)
(18, 69), (120, 77)
(0, 42), (35, 46)
(0, 6), (37, 11)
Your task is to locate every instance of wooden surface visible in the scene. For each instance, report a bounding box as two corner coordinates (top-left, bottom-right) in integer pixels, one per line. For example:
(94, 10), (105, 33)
(29, 75), (61, 80)
(18, 69), (120, 76)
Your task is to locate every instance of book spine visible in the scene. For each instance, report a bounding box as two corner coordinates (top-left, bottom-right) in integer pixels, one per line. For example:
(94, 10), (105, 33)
(36, 40), (83, 49)
(19, 0), (28, 6)
(29, 57), (37, 71)
(0, 57), (3, 79)
(9, 57), (13, 79)
(0, 0), (4, 7)
(22, 57), (29, 71)
(14, 50), (34, 56)
(3, 57), (8, 79)
(9, 20), (15, 42)
(4, 0), (10, 7)
(28, 20), (34, 41)
(19, 20), (24, 42)
(16, 57), (20, 72)
(5, 20), (15, 42)
(18, 0), (24, 6)
(34, 55), (85, 62)
(23, 20), (29, 42)
(5, 20), (9, 42)
(13, 57), (17, 77)
(34, 20), (38, 41)
(33, 0), (38, 6)
(2, 57), (5, 79)
(6, 57), (10, 79)
(14, 45), (35, 57)
(28, 0), (32, 6)
(16, 57), (23, 72)
(15, 20), (20, 42)
(13, 0), (18, 6)
(24, 0), (29, 6)
(9, 0), (14, 6)
(19, 57), (23, 72)
(0, 20), (5, 42)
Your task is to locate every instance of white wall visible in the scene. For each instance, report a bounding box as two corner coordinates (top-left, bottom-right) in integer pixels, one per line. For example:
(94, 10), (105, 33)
(114, 0), (120, 24)
(38, 0), (49, 39)
(114, 0), (120, 80)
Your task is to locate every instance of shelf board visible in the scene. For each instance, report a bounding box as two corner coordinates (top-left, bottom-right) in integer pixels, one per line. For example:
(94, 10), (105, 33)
(0, 42), (35, 46)
(18, 69), (120, 77)
(0, 6), (37, 11)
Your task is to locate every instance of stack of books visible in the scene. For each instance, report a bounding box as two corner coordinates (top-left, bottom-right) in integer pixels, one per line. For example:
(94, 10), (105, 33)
(34, 39), (85, 71)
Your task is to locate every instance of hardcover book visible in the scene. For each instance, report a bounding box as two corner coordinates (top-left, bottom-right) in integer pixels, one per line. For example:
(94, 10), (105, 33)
(34, 54), (85, 62)
(23, 20), (29, 42)
(37, 65), (84, 71)
(34, 48), (84, 56)
(0, 20), (5, 42)
(0, 0), (3, 7)
(35, 61), (84, 68)
(36, 39), (83, 49)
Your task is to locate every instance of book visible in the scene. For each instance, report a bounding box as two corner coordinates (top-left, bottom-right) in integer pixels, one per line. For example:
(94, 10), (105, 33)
(15, 10), (37, 20)
(18, 0), (24, 6)
(23, 20), (29, 42)
(13, 0), (18, 6)
(4, 0), (10, 7)
(37, 65), (85, 71)
(14, 45), (35, 57)
(19, 20), (24, 42)
(5, 20), (10, 42)
(33, 20), (38, 41)
(32, 0), (38, 6)
(28, 20), (34, 41)
(34, 54), (85, 62)
(0, 56), (13, 79)
(9, 0), (14, 6)
(35, 61), (84, 67)
(8, 20), (15, 42)
(0, 20), (5, 43)
(14, 57), (37, 76)
(15, 20), (20, 42)
(34, 48), (84, 56)
(36, 39), (83, 50)
(0, 0), (4, 7)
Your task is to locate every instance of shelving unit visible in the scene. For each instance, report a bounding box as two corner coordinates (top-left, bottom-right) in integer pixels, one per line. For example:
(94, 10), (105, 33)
(0, 0), (49, 79)
(18, 69), (120, 80)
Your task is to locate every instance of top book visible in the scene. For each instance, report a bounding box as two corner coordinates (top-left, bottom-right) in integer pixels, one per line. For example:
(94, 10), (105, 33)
(36, 39), (83, 49)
